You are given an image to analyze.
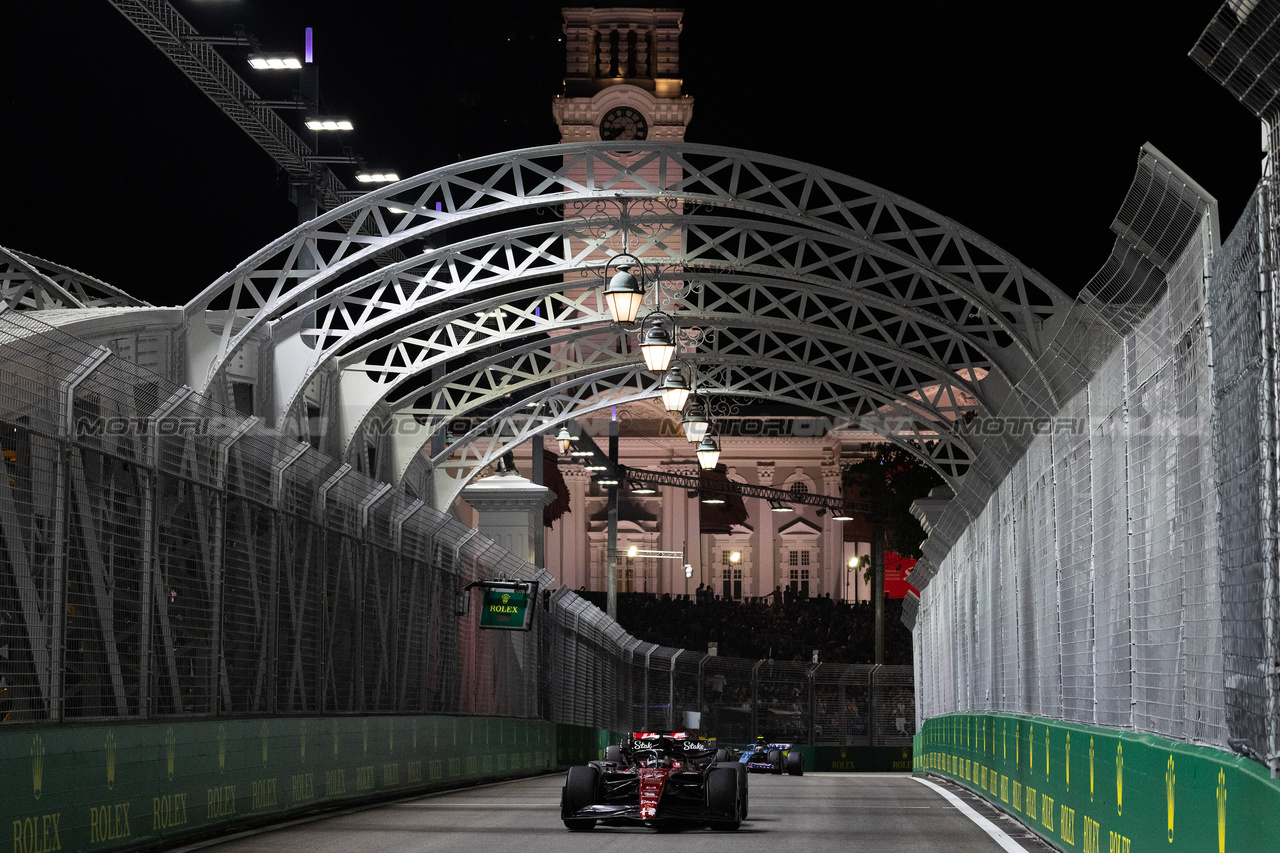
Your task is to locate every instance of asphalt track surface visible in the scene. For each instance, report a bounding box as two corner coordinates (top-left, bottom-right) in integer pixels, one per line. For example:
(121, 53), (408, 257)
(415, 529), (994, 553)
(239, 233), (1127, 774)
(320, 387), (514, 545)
(187, 772), (1058, 853)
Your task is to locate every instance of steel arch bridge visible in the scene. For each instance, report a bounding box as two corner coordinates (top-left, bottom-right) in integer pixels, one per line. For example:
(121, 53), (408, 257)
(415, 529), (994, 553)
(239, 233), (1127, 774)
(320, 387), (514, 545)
(180, 143), (1083, 509)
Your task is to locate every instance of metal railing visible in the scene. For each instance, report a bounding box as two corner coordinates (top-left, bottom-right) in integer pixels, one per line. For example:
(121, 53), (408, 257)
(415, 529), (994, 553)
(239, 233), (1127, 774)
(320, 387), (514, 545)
(544, 587), (914, 745)
(0, 310), (915, 737)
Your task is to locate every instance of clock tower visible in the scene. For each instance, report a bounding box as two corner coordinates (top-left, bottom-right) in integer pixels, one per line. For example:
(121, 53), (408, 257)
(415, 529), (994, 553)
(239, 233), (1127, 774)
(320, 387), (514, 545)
(553, 8), (694, 143)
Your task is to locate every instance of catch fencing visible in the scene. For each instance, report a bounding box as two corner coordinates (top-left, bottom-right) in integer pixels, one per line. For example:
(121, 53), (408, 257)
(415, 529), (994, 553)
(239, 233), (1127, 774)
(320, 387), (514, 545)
(0, 310), (545, 723)
(545, 588), (914, 746)
(0, 309), (914, 743)
(911, 149), (1280, 775)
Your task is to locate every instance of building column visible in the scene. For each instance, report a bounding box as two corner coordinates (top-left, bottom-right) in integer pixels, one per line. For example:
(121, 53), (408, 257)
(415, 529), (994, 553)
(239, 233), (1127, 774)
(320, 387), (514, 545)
(822, 454), (843, 600)
(756, 461), (776, 596)
(460, 469), (555, 567)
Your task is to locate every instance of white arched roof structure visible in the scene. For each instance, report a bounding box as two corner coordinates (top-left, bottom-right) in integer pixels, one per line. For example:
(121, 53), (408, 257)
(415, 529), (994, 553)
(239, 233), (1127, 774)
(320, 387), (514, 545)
(179, 143), (1091, 510)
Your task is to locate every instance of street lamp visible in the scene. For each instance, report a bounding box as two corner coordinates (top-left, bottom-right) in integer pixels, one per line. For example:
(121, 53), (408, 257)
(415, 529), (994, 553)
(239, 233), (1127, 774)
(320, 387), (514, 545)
(603, 257), (644, 325)
(695, 435), (721, 470)
(681, 396), (710, 444)
(659, 365), (691, 413)
(556, 426), (573, 455)
(638, 314), (677, 372)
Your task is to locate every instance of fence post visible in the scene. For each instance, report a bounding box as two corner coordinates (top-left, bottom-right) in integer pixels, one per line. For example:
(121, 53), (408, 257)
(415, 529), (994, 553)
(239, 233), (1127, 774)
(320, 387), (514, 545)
(669, 648), (682, 731)
(316, 464), (352, 711)
(868, 663), (881, 746)
(49, 347), (111, 721)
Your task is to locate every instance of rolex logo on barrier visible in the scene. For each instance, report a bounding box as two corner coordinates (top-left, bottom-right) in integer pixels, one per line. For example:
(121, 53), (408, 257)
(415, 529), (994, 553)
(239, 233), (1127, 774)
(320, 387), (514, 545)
(1165, 755), (1175, 842)
(165, 726), (177, 781)
(31, 733), (44, 800)
(218, 723), (228, 773)
(1216, 768), (1226, 853)
(1116, 742), (1124, 816)
(106, 730), (117, 791)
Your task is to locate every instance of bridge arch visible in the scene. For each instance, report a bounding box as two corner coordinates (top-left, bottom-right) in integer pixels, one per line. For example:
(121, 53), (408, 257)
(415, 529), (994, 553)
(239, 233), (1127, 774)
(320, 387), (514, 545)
(183, 143), (1086, 510)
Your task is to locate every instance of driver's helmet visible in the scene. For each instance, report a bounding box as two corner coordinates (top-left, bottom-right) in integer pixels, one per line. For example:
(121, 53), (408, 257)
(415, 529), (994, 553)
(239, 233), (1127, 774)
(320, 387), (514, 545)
(755, 735), (767, 747)
(637, 749), (665, 768)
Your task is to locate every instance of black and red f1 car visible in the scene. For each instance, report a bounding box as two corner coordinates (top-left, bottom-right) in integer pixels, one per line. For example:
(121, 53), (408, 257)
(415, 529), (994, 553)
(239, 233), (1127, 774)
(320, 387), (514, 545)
(560, 732), (747, 830)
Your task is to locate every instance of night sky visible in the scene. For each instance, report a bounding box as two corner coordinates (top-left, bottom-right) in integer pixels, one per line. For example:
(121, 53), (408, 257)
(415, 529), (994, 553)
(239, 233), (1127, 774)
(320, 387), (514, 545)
(1, 2), (1261, 306)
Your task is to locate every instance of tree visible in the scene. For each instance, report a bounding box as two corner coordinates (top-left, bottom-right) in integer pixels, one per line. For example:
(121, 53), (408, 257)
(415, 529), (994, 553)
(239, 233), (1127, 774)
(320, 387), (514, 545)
(842, 445), (942, 561)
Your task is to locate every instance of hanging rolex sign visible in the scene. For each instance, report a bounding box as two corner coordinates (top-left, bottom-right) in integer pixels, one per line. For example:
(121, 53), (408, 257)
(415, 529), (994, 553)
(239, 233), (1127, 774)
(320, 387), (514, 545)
(468, 580), (539, 631)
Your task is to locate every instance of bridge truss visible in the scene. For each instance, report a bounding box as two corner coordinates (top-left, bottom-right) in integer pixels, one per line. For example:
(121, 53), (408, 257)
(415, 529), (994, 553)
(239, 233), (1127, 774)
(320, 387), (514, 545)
(176, 143), (1082, 509)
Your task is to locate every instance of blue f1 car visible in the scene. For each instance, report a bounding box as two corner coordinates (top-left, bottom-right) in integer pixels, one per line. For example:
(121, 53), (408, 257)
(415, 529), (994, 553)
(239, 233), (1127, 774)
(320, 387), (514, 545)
(738, 736), (804, 775)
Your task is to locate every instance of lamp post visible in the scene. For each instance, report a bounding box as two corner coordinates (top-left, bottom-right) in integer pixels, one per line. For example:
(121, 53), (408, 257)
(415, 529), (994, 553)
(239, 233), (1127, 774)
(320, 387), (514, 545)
(681, 395), (710, 444)
(659, 364), (691, 413)
(603, 256), (645, 325)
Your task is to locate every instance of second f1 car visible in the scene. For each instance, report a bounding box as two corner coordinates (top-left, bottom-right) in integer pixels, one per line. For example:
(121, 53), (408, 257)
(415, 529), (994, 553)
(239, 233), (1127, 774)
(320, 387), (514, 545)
(738, 736), (805, 775)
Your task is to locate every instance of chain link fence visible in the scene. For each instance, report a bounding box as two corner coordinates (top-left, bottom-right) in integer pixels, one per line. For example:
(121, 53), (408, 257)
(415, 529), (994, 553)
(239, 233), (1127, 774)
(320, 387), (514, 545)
(544, 586), (914, 745)
(0, 311), (547, 723)
(0, 313), (915, 743)
(911, 149), (1280, 777)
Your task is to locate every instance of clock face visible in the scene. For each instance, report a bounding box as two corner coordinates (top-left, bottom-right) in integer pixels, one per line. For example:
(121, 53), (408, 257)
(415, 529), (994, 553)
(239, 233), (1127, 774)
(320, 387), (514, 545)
(599, 107), (649, 141)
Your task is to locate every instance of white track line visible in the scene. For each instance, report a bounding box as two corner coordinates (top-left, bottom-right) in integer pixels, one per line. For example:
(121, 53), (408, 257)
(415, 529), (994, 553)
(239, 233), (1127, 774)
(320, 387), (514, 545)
(913, 777), (1031, 853)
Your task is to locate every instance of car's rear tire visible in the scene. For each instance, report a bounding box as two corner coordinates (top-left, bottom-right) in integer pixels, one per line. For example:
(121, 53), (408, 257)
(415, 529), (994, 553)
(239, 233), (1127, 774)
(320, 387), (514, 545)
(786, 749), (804, 776)
(714, 747), (729, 763)
(562, 765), (598, 830)
(604, 744), (622, 763)
(767, 748), (783, 774)
(706, 767), (741, 830)
(715, 761), (749, 818)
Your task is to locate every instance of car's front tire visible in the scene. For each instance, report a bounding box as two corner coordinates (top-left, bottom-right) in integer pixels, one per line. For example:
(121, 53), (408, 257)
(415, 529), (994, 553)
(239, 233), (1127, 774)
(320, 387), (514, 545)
(562, 765), (599, 830)
(767, 748), (783, 774)
(707, 767), (741, 830)
(785, 749), (804, 776)
(715, 761), (749, 818)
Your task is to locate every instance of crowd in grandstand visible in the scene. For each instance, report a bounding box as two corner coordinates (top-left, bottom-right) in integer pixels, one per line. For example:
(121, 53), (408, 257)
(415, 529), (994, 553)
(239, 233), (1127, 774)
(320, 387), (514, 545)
(575, 588), (913, 665)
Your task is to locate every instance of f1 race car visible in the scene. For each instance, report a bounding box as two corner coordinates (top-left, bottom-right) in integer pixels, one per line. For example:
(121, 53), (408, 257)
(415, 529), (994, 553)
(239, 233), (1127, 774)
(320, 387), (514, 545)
(561, 732), (747, 830)
(738, 736), (805, 775)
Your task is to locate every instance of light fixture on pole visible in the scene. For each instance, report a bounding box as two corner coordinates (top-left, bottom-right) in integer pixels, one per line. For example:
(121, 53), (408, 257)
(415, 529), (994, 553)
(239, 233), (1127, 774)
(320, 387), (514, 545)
(659, 365), (691, 413)
(249, 54), (302, 70)
(832, 506), (854, 521)
(556, 426), (572, 455)
(769, 499), (794, 513)
(304, 116), (354, 131)
(681, 395), (710, 444)
(696, 435), (721, 470)
(603, 255), (644, 325)
(628, 477), (657, 495)
(638, 314), (677, 373)
(355, 170), (400, 183)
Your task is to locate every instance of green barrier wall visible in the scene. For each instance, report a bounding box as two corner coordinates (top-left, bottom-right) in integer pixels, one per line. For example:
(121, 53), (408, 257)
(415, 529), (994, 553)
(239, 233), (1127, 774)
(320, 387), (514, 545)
(3, 716), (559, 853)
(812, 745), (912, 772)
(913, 713), (1279, 852)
